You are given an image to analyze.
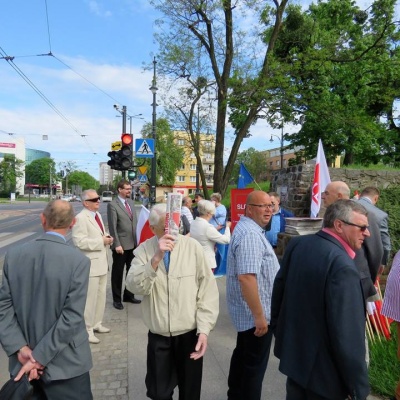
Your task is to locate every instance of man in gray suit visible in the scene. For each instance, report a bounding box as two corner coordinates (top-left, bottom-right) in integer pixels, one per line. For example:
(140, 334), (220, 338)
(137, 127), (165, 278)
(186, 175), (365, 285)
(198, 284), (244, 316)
(0, 200), (93, 399)
(73, 189), (113, 344)
(358, 186), (391, 267)
(107, 180), (140, 310)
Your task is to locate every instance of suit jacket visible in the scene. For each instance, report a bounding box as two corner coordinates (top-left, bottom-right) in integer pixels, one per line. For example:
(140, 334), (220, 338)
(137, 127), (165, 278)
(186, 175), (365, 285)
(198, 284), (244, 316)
(72, 208), (110, 276)
(0, 234), (92, 382)
(358, 197), (391, 265)
(107, 197), (137, 251)
(271, 231), (369, 400)
(353, 211), (383, 300)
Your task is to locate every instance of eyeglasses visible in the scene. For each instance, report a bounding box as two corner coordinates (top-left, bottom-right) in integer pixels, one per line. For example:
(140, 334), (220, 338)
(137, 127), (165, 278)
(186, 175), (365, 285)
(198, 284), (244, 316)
(248, 204), (273, 209)
(339, 220), (369, 232)
(85, 197), (101, 203)
(271, 202), (276, 206)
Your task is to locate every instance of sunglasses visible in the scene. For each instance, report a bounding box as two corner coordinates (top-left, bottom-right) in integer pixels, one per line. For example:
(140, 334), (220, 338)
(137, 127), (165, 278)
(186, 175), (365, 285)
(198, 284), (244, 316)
(339, 220), (369, 232)
(85, 197), (101, 203)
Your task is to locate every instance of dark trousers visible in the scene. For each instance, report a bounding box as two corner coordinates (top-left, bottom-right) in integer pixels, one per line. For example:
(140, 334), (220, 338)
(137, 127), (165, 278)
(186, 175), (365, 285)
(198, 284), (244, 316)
(227, 327), (273, 400)
(31, 372), (92, 400)
(286, 378), (333, 400)
(146, 329), (203, 400)
(111, 249), (134, 302)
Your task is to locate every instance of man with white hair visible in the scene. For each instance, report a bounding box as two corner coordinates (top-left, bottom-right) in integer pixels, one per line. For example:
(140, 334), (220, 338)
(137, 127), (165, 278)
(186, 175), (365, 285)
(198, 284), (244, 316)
(72, 189), (113, 344)
(126, 204), (219, 400)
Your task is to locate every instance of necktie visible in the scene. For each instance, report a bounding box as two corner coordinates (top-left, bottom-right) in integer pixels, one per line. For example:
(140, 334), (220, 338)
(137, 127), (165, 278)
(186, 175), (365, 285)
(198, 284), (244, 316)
(163, 251), (170, 272)
(95, 213), (104, 233)
(125, 200), (132, 218)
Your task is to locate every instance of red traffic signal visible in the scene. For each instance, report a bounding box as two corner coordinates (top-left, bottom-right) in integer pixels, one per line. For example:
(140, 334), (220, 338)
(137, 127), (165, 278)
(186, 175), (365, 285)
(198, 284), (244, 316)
(121, 133), (133, 145)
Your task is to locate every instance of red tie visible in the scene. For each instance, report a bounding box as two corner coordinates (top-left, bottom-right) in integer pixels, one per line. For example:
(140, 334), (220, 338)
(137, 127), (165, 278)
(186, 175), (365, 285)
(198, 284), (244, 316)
(125, 200), (132, 218)
(95, 213), (104, 233)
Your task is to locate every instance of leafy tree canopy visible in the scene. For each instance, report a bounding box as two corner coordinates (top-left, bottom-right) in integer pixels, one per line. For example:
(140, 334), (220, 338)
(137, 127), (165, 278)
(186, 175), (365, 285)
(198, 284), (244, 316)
(25, 158), (57, 186)
(141, 118), (184, 186)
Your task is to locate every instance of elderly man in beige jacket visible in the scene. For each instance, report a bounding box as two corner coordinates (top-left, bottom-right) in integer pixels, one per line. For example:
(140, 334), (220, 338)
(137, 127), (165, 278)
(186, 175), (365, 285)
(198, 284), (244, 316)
(72, 189), (113, 344)
(126, 203), (219, 400)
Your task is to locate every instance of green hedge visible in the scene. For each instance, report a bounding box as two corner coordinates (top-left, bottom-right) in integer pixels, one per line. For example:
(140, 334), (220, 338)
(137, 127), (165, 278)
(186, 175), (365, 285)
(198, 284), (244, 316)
(378, 187), (400, 264)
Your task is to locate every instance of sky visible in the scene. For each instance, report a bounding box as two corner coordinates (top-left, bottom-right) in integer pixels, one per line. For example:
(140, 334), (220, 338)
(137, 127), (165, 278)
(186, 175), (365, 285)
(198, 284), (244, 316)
(0, 0), (395, 180)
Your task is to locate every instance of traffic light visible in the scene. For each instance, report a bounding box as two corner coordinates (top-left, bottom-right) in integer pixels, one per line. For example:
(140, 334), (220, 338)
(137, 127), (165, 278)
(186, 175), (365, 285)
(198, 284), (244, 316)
(107, 151), (122, 170)
(120, 133), (133, 170)
(127, 170), (136, 180)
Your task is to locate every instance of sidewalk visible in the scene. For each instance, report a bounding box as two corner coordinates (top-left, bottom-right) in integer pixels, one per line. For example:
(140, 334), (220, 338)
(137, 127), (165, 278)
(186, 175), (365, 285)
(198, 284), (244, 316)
(0, 274), (385, 400)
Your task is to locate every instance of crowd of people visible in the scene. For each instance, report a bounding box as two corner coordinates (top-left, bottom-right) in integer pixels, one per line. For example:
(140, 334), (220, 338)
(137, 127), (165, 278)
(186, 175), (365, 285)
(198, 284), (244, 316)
(0, 180), (397, 400)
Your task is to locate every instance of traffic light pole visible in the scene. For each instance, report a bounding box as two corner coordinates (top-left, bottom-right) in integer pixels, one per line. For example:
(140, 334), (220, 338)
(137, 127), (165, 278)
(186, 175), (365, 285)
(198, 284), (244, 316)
(121, 106), (127, 179)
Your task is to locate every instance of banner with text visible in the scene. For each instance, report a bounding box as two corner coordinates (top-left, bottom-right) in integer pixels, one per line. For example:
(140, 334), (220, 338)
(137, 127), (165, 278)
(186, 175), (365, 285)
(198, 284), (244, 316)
(230, 188), (254, 231)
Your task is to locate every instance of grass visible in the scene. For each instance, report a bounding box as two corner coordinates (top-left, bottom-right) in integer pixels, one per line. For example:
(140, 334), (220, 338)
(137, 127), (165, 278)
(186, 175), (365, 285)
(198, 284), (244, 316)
(369, 323), (399, 397)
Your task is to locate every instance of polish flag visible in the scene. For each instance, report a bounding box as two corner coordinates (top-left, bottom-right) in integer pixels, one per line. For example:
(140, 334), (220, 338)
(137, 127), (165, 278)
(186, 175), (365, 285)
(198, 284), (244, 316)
(136, 205), (154, 245)
(310, 139), (331, 217)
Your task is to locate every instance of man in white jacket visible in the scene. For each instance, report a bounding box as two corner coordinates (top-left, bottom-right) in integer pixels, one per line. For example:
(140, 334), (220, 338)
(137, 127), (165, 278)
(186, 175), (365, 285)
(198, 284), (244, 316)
(126, 204), (219, 400)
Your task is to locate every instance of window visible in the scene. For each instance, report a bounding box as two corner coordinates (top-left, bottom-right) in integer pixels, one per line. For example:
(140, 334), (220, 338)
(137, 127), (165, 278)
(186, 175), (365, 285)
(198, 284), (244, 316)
(204, 153), (212, 159)
(190, 164), (197, 170)
(190, 152), (195, 158)
(177, 139), (185, 146)
(276, 160), (280, 166)
(206, 165), (212, 172)
(177, 176), (185, 182)
(190, 176), (196, 182)
(269, 162), (273, 166)
(180, 164), (185, 170)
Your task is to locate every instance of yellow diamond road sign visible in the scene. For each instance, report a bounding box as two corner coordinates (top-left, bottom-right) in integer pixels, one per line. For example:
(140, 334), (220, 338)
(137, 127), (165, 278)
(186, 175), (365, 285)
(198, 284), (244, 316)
(111, 141), (121, 151)
(138, 166), (147, 175)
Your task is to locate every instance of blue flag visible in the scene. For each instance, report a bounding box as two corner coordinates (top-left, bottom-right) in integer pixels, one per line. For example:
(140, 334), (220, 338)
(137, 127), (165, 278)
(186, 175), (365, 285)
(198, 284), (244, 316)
(237, 163), (254, 188)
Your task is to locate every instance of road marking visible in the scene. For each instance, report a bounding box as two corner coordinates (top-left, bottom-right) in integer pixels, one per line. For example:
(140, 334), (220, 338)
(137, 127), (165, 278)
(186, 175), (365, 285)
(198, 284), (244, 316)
(0, 232), (36, 249)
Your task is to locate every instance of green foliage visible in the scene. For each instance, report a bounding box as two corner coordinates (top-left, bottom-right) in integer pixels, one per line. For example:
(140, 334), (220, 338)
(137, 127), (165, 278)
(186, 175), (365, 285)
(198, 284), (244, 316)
(67, 171), (99, 191)
(141, 118), (184, 186)
(25, 158), (57, 186)
(271, 0), (400, 166)
(378, 187), (400, 261)
(368, 323), (399, 396)
(221, 181), (271, 207)
(232, 148), (267, 183)
(0, 155), (24, 196)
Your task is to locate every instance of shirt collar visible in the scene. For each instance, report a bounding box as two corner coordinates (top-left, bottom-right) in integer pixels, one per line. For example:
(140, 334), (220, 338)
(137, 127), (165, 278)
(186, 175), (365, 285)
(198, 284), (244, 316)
(322, 228), (355, 259)
(45, 231), (66, 242)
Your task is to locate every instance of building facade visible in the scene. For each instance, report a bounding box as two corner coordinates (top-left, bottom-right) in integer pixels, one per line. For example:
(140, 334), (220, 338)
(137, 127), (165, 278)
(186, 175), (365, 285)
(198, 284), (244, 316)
(172, 131), (215, 196)
(99, 162), (120, 187)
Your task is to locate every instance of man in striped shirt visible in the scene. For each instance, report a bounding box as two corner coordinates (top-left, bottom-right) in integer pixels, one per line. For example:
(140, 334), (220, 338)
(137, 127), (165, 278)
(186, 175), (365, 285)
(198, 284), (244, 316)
(226, 190), (280, 400)
(382, 250), (400, 400)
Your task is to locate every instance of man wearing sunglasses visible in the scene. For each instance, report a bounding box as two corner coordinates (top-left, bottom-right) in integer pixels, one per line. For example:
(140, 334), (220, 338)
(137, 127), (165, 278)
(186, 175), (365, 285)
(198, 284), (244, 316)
(72, 189), (113, 344)
(271, 200), (370, 400)
(322, 181), (383, 301)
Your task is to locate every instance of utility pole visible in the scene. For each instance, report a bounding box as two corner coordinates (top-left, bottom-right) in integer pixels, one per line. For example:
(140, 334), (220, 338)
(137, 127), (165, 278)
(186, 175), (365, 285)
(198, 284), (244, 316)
(149, 57), (158, 207)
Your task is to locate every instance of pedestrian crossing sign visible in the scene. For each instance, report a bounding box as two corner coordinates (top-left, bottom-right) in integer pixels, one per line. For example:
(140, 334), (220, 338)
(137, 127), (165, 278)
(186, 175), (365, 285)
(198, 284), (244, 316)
(135, 139), (154, 158)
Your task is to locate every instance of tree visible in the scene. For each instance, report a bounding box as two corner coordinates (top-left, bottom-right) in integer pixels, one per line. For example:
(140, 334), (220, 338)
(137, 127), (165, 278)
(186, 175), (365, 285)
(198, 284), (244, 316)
(25, 158), (57, 186)
(268, 0), (400, 165)
(150, 0), (289, 196)
(140, 118), (184, 186)
(67, 171), (99, 191)
(232, 148), (267, 183)
(0, 155), (24, 196)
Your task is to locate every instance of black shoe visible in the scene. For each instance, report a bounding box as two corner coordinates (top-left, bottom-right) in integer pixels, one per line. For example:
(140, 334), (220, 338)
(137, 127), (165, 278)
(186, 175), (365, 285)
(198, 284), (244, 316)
(123, 295), (141, 304)
(113, 301), (124, 310)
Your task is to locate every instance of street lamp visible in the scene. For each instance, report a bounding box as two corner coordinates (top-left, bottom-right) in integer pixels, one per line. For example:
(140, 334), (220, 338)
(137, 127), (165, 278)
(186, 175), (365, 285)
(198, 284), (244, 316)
(149, 57), (158, 207)
(270, 124), (284, 169)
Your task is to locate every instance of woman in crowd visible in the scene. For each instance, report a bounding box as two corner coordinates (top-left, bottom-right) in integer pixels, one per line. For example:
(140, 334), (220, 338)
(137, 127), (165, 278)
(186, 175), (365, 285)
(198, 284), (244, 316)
(209, 193), (227, 231)
(190, 200), (231, 272)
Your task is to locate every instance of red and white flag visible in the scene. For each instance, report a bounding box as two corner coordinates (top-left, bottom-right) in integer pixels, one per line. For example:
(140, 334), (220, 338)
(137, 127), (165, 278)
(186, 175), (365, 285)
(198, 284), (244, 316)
(310, 139), (331, 217)
(136, 205), (154, 245)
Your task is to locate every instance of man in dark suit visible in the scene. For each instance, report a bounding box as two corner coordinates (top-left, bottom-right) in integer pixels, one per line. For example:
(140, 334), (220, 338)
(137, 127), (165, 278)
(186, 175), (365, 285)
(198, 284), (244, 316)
(358, 186), (391, 267)
(322, 181), (383, 300)
(271, 200), (370, 400)
(0, 200), (93, 399)
(107, 180), (140, 310)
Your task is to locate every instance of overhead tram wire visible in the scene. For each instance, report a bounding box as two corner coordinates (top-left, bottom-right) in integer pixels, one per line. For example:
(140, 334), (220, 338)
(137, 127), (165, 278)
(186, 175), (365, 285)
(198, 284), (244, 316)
(0, 46), (97, 157)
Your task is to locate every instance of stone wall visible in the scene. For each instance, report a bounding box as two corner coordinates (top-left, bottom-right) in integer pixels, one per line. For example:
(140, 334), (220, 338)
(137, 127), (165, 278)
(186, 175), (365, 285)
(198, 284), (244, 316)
(270, 166), (400, 217)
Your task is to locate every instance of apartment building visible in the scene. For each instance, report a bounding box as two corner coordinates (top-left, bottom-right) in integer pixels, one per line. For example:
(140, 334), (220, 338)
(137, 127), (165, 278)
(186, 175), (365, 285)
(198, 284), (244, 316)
(172, 131), (215, 196)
